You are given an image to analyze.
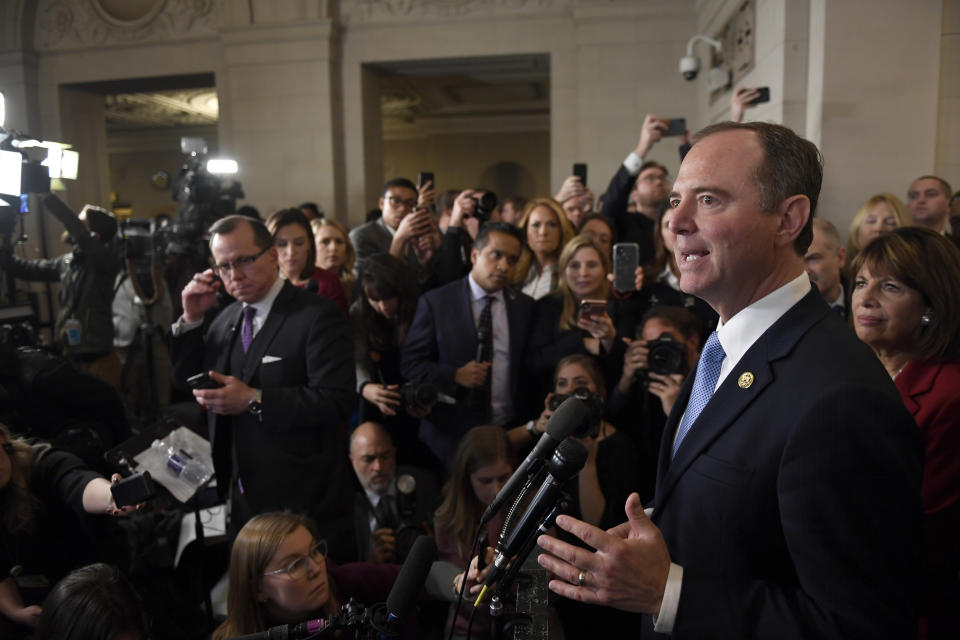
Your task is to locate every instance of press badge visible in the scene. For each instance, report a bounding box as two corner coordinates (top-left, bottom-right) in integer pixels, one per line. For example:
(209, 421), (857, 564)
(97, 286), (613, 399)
(64, 318), (82, 346)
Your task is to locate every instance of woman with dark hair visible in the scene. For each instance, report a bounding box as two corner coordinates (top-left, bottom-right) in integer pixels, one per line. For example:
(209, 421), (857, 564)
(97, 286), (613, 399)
(433, 426), (514, 637)
(33, 563), (147, 640)
(352, 253), (434, 468)
(265, 208), (347, 313)
(578, 213), (615, 258)
(0, 424), (135, 634)
(212, 512), (407, 640)
(850, 227), (960, 639)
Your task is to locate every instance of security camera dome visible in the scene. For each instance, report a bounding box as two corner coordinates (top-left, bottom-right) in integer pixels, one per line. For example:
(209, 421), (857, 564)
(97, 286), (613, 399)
(679, 55), (700, 81)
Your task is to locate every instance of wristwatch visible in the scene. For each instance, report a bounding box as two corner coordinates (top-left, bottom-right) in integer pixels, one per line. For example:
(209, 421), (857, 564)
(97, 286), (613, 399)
(247, 389), (263, 420)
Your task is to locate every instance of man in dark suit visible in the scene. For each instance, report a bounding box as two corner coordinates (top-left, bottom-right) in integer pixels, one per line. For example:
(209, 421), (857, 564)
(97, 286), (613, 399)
(169, 215), (355, 552)
(804, 218), (848, 319)
(401, 221), (535, 463)
(348, 421), (439, 563)
(537, 122), (923, 638)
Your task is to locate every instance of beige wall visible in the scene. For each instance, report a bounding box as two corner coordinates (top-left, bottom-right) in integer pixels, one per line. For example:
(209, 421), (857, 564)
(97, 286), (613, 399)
(938, 0), (960, 190)
(382, 130), (550, 205)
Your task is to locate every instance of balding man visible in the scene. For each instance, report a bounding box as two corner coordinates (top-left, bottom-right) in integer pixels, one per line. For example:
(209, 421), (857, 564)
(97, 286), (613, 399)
(804, 218), (848, 319)
(537, 122), (921, 639)
(348, 422), (439, 563)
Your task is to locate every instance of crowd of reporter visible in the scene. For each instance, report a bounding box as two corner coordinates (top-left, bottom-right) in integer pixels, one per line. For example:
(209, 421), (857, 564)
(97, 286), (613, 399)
(0, 88), (958, 639)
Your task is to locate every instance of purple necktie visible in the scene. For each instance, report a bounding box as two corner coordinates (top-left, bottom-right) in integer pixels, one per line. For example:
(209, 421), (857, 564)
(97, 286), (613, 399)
(241, 306), (256, 353)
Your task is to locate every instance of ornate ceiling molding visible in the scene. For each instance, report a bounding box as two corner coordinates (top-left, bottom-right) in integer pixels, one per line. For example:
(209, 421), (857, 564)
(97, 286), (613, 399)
(105, 89), (219, 130)
(34, 0), (223, 52)
(341, 0), (571, 24)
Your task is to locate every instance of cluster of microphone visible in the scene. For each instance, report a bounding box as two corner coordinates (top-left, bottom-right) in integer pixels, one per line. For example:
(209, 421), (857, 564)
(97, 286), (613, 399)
(232, 396), (592, 640)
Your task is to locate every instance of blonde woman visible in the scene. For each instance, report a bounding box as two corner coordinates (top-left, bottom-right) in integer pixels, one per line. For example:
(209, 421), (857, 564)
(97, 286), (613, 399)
(512, 198), (575, 300)
(845, 192), (912, 272)
(311, 217), (357, 303)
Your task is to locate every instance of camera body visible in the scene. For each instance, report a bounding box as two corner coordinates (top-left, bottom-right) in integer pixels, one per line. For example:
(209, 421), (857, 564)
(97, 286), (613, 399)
(399, 382), (438, 409)
(636, 333), (689, 384)
(679, 55), (700, 81)
(548, 387), (604, 439)
(471, 191), (499, 224)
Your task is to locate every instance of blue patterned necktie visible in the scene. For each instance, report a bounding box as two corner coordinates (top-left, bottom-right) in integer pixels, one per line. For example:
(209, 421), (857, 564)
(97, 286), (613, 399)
(673, 331), (725, 457)
(241, 306), (256, 353)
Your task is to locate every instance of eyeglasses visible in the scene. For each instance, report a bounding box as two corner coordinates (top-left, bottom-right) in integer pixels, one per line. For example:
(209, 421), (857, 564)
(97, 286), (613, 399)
(263, 540), (327, 580)
(212, 246), (270, 277)
(387, 195), (418, 210)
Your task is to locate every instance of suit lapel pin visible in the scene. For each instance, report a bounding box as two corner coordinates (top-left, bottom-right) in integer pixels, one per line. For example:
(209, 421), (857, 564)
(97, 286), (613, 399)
(738, 371), (755, 389)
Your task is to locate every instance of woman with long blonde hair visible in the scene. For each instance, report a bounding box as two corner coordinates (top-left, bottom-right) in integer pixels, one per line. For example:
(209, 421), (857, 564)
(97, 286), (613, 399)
(312, 218), (357, 303)
(845, 192), (912, 272)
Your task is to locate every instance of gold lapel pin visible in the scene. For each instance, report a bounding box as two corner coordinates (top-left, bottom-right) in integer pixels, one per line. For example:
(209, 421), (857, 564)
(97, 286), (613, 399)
(738, 372), (755, 389)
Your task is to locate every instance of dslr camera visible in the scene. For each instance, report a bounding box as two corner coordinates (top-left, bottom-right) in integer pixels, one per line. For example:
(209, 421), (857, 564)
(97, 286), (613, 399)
(635, 333), (689, 384)
(471, 191), (499, 224)
(393, 473), (428, 561)
(399, 382), (438, 410)
(548, 386), (604, 439)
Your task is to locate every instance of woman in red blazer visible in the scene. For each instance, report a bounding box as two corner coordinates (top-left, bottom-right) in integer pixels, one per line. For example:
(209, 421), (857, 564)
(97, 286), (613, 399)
(851, 226), (960, 640)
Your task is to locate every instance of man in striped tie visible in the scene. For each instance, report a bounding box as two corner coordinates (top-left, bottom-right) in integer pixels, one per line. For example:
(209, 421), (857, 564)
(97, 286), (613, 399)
(537, 122), (923, 639)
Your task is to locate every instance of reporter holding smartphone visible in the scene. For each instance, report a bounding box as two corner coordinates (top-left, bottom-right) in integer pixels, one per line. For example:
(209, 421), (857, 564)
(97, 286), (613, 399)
(527, 235), (627, 403)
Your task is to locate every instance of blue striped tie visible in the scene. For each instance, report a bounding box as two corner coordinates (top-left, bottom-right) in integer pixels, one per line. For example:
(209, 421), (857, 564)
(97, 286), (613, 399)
(673, 331), (725, 457)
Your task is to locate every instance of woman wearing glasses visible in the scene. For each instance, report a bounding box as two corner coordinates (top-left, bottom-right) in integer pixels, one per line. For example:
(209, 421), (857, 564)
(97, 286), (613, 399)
(266, 209), (348, 314)
(213, 512), (408, 639)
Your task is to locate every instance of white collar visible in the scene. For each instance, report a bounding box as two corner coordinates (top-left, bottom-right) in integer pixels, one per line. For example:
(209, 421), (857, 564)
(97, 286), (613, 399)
(716, 272), (811, 373)
(467, 273), (505, 303)
(243, 273), (284, 318)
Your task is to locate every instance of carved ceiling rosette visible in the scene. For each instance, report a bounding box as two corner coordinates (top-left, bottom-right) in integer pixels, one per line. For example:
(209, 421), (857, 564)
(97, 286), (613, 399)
(35, 0), (222, 51)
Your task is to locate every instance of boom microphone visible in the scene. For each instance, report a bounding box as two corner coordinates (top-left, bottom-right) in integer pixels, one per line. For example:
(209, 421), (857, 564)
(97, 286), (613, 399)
(479, 397), (589, 526)
(385, 535), (437, 628)
(481, 438), (588, 591)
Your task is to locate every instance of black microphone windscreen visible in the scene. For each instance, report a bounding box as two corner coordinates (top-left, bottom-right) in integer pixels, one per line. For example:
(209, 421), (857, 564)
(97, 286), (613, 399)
(544, 397), (589, 440)
(305, 278), (319, 293)
(385, 535), (436, 622)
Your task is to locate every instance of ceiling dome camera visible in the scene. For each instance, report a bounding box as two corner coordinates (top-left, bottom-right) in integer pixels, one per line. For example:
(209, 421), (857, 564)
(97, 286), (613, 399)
(679, 56), (700, 81)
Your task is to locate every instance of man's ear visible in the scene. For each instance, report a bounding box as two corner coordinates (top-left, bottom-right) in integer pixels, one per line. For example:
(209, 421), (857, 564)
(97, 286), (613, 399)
(378, 197), (386, 212)
(776, 195), (810, 247)
(470, 247), (479, 266)
(837, 245), (847, 265)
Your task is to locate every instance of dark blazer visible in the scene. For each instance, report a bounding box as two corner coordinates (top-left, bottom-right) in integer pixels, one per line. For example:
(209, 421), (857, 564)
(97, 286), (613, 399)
(169, 281), (356, 540)
(647, 289), (923, 639)
(600, 164), (656, 264)
(400, 276), (536, 462)
(351, 465), (440, 562)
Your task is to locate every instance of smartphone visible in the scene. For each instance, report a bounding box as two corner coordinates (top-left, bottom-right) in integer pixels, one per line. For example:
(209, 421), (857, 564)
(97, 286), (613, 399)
(613, 243), (640, 292)
(664, 118), (686, 137)
(573, 163), (588, 187)
(417, 172), (434, 189)
(578, 299), (607, 322)
(187, 372), (224, 390)
(111, 471), (157, 508)
(748, 87), (770, 105)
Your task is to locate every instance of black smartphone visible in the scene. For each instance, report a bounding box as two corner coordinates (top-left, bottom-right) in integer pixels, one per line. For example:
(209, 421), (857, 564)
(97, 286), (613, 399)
(187, 372), (224, 390)
(573, 163), (588, 186)
(418, 172), (434, 189)
(613, 243), (639, 291)
(749, 87), (770, 105)
(111, 471), (157, 508)
(664, 118), (686, 137)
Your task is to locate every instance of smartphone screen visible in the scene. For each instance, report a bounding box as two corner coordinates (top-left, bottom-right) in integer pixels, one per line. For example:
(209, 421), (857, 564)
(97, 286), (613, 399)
(573, 163), (588, 186)
(418, 172), (434, 189)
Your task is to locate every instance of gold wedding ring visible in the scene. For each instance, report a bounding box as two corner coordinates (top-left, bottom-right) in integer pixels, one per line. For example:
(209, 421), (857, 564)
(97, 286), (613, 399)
(577, 570), (586, 587)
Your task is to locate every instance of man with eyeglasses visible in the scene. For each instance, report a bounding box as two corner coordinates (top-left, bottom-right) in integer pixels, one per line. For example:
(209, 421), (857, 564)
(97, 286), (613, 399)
(169, 215), (356, 554)
(600, 114), (686, 265)
(350, 177), (441, 284)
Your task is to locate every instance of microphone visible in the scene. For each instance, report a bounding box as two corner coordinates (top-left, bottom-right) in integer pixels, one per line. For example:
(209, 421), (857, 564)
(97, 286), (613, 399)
(385, 535), (437, 629)
(231, 617), (328, 639)
(480, 438), (588, 592)
(479, 397), (589, 526)
(304, 278), (319, 294)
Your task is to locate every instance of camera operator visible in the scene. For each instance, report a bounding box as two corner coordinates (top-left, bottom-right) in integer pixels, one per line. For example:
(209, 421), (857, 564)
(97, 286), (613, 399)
(352, 253), (439, 472)
(432, 187), (502, 285)
(350, 177), (443, 289)
(0, 199), (120, 385)
(0, 424), (139, 636)
(348, 422), (439, 564)
(609, 305), (701, 502)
